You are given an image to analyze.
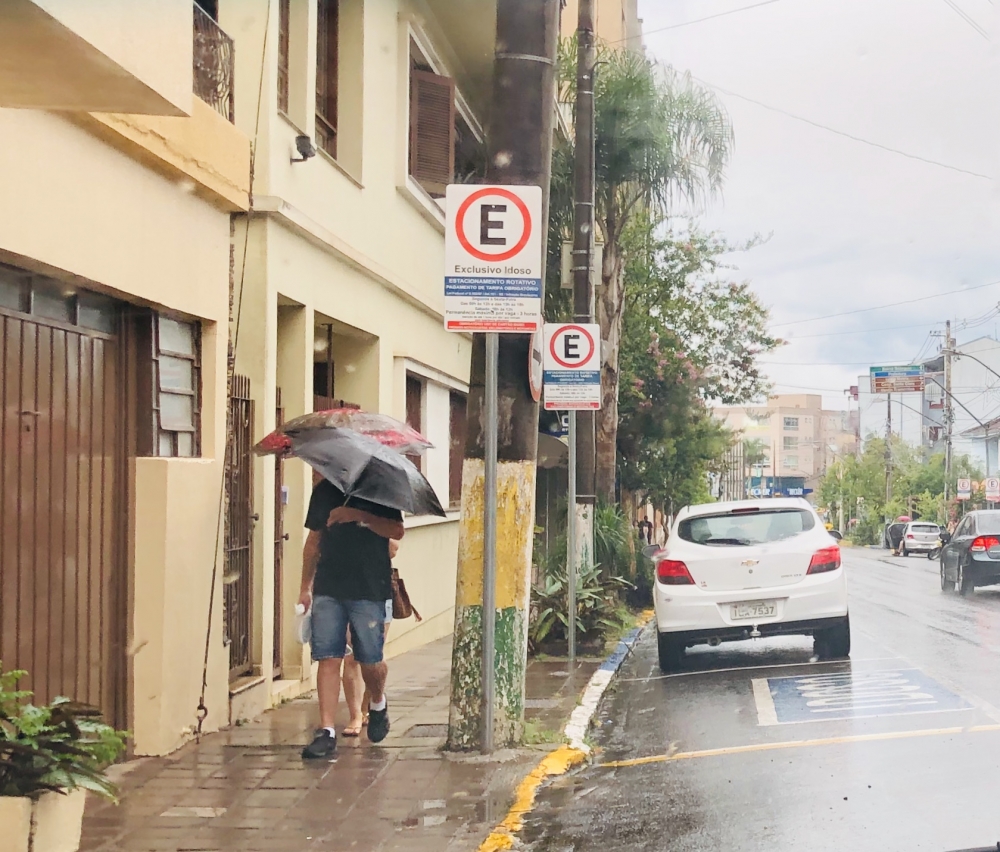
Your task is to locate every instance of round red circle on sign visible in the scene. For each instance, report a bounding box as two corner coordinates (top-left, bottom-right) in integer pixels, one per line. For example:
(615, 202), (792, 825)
(455, 188), (532, 262)
(549, 325), (595, 369)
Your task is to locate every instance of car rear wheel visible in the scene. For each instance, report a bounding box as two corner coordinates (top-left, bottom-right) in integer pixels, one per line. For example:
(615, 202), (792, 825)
(657, 632), (684, 673)
(958, 562), (974, 596)
(901, 548), (909, 557)
(940, 561), (953, 592)
(814, 616), (851, 660)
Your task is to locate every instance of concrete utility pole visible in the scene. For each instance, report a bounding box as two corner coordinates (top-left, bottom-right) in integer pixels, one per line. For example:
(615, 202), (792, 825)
(447, 0), (559, 752)
(569, 0), (596, 661)
(944, 319), (954, 502)
(885, 394), (892, 510)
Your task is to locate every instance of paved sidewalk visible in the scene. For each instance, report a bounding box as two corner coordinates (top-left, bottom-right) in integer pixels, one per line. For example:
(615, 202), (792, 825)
(81, 637), (600, 852)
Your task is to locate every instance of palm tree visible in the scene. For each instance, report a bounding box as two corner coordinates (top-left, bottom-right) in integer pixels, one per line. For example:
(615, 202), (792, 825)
(557, 45), (734, 500)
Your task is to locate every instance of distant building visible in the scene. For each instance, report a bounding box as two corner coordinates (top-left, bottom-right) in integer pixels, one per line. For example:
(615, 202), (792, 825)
(713, 395), (858, 501)
(561, 0), (643, 50)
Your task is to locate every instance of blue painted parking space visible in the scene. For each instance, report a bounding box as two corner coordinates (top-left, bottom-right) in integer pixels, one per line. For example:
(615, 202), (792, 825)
(760, 668), (971, 724)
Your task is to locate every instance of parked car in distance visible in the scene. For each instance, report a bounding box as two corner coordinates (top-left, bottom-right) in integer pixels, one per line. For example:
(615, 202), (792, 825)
(940, 510), (1000, 596)
(900, 521), (941, 556)
(645, 498), (849, 673)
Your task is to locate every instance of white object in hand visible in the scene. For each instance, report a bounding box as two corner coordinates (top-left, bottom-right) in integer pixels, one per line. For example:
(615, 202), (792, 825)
(295, 603), (312, 645)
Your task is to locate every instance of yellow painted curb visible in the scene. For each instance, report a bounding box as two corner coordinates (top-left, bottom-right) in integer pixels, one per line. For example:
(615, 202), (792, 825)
(477, 746), (587, 852)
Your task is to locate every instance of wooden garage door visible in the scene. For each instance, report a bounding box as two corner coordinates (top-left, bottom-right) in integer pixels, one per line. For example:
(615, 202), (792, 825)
(0, 310), (125, 724)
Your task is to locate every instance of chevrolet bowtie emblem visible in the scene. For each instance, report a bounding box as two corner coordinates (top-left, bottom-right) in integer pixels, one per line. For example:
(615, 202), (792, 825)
(741, 559), (759, 567)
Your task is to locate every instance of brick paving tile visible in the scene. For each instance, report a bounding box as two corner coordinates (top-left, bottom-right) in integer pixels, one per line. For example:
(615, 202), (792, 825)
(82, 636), (606, 852)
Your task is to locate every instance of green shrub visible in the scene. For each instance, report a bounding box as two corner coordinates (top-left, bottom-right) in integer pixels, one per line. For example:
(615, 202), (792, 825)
(529, 556), (632, 652)
(0, 665), (128, 801)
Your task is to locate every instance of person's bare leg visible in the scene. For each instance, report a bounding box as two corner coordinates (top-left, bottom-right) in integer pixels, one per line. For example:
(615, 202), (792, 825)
(362, 624), (390, 719)
(342, 654), (364, 734)
(316, 657), (343, 729)
(359, 661), (388, 705)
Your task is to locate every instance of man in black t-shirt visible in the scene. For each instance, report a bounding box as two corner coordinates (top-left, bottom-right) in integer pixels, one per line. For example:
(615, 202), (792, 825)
(299, 478), (404, 759)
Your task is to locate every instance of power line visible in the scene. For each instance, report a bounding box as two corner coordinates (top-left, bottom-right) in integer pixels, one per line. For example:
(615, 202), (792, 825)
(761, 360), (909, 366)
(770, 279), (1000, 327)
(695, 77), (993, 181)
(788, 321), (943, 339)
(623, 0), (782, 41)
(940, 0), (990, 40)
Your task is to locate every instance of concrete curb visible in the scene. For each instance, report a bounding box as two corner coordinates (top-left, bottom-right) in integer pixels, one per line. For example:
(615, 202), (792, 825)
(476, 619), (649, 852)
(564, 623), (646, 753)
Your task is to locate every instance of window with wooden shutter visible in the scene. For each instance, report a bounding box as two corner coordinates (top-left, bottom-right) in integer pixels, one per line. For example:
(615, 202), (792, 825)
(316, 0), (339, 158)
(449, 391), (467, 508)
(409, 69), (455, 198)
(277, 0), (290, 115)
(406, 375), (424, 471)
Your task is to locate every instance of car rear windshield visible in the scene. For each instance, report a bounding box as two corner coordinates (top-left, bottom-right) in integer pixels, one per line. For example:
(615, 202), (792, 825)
(911, 524), (938, 533)
(678, 508), (816, 546)
(976, 513), (1000, 534)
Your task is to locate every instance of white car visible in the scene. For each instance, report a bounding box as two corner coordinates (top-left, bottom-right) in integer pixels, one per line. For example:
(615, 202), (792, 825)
(649, 498), (850, 672)
(899, 521), (941, 556)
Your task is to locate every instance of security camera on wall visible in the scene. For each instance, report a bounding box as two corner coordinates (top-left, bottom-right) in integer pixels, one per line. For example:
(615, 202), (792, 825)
(291, 135), (317, 163)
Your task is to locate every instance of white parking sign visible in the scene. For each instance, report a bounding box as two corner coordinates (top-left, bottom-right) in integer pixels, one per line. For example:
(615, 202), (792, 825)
(444, 185), (543, 333)
(986, 478), (1000, 501)
(543, 323), (601, 410)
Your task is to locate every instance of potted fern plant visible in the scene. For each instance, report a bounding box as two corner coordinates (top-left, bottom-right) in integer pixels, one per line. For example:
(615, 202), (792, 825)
(0, 665), (127, 852)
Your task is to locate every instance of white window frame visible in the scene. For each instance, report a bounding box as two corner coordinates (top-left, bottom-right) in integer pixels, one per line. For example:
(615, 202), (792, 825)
(400, 359), (468, 525)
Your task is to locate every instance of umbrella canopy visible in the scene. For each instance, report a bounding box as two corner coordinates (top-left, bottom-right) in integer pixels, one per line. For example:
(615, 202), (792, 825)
(287, 427), (446, 517)
(896, 516), (912, 523)
(254, 408), (433, 457)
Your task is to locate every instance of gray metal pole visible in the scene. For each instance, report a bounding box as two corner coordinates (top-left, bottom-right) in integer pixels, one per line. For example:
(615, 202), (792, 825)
(572, 0), (597, 514)
(567, 411), (577, 662)
(482, 332), (499, 753)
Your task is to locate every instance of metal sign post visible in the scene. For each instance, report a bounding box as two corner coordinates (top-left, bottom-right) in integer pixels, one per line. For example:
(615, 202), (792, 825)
(443, 183), (543, 754)
(567, 411), (577, 661)
(541, 322), (601, 662)
(482, 333), (499, 752)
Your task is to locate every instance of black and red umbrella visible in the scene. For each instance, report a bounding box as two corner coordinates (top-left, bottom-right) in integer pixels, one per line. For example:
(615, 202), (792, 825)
(254, 408), (433, 457)
(253, 408), (445, 517)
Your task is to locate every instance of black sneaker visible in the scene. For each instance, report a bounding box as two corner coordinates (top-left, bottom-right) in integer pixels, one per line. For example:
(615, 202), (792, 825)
(302, 729), (337, 760)
(367, 703), (390, 743)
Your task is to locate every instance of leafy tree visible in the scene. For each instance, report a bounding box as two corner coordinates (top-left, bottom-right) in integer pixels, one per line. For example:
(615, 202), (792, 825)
(819, 439), (984, 542)
(614, 215), (775, 514)
(554, 43), (735, 500)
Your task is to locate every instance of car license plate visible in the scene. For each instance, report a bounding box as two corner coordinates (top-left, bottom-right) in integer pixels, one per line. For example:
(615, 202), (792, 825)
(731, 600), (777, 620)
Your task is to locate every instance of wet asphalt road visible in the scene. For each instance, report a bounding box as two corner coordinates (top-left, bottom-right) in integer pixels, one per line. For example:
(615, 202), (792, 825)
(523, 547), (1000, 852)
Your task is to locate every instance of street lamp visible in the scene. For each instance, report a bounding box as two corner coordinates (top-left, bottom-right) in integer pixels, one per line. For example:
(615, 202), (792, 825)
(940, 348), (1000, 383)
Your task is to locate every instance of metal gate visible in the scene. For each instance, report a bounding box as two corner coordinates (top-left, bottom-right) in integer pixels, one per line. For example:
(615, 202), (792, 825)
(0, 311), (126, 724)
(223, 374), (254, 680)
(273, 387), (286, 677)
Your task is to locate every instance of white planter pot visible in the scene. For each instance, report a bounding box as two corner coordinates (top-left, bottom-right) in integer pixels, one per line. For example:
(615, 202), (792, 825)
(0, 790), (87, 852)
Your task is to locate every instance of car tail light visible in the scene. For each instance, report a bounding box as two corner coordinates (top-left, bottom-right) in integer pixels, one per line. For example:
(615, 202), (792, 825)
(970, 536), (1000, 552)
(906, 534), (915, 539)
(807, 545), (841, 574)
(656, 559), (694, 585)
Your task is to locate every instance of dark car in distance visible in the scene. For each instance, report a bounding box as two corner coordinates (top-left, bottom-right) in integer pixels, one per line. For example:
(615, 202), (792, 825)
(940, 510), (1000, 596)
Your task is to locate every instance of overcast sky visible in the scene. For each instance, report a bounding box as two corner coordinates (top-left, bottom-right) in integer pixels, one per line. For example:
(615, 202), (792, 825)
(639, 0), (1000, 413)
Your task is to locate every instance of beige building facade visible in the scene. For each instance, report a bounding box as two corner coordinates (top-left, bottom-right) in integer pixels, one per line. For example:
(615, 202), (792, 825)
(0, 0), (494, 756)
(0, 0), (250, 755)
(714, 395), (857, 497)
(560, 0), (643, 47)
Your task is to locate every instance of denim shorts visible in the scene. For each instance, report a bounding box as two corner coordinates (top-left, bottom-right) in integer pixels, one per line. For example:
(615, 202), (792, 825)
(311, 596), (386, 664)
